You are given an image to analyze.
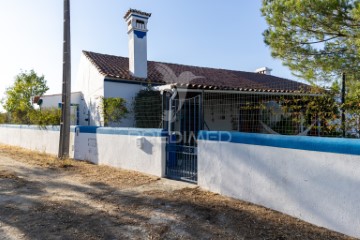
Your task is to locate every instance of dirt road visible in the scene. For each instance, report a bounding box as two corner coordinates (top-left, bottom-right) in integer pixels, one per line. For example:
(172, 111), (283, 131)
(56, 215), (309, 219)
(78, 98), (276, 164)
(0, 145), (355, 240)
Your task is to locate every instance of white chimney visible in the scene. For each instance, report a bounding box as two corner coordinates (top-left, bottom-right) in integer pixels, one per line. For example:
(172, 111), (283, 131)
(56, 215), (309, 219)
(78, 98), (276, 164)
(124, 9), (151, 79)
(255, 67), (272, 75)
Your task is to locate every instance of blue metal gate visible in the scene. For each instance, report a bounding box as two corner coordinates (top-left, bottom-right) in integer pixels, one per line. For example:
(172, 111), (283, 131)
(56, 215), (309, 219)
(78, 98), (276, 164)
(166, 95), (202, 183)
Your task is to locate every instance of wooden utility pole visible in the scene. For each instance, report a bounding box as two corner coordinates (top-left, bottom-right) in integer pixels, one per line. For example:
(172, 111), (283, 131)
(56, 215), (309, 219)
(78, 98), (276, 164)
(58, 0), (71, 159)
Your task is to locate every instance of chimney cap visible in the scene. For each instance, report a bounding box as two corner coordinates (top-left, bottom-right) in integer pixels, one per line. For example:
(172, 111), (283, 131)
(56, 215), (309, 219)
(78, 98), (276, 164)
(124, 9), (152, 19)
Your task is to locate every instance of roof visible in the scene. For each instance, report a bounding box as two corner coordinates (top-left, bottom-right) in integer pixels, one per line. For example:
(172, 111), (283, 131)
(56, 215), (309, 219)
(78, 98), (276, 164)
(83, 51), (310, 93)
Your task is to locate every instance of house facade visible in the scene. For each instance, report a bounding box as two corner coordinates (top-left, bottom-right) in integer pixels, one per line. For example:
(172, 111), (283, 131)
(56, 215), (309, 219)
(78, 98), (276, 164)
(39, 9), (309, 130)
(36, 91), (85, 125)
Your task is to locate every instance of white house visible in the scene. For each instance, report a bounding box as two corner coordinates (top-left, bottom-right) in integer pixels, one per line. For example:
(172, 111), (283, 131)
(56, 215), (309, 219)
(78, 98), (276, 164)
(36, 92), (86, 125)
(40, 8), (309, 129)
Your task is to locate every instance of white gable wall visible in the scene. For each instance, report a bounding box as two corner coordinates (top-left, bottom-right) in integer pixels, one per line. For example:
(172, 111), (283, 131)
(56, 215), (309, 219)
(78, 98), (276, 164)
(75, 53), (105, 126)
(74, 52), (155, 127)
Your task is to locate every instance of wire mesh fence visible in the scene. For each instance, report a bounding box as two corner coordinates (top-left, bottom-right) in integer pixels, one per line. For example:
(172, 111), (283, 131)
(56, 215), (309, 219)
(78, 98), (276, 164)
(131, 88), (360, 138)
(132, 89), (163, 129)
(203, 91), (359, 138)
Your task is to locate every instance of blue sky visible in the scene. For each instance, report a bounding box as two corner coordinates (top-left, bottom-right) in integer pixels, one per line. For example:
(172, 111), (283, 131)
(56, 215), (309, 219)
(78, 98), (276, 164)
(0, 0), (299, 110)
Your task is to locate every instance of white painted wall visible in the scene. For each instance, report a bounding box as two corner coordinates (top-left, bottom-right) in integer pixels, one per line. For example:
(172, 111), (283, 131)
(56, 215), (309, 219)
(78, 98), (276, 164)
(0, 125), (75, 158)
(73, 129), (166, 177)
(126, 12), (150, 78)
(40, 92), (81, 108)
(198, 138), (360, 238)
(203, 100), (284, 132)
(75, 53), (105, 126)
(104, 81), (145, 127)
(74, 53), (147, 127)
(128, 31), (148, 78)
(204, 103), (235, 131)
(0, 125), (165, 177)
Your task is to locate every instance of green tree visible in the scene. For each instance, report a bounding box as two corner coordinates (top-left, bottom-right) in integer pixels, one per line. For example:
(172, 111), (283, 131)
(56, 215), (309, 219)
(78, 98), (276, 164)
(342, 79), (360, 136)
(261, 0), (360, 83)
(100, 97), (128, 127)
(262, 0), (360, 136)
(3, 70), (49, 124)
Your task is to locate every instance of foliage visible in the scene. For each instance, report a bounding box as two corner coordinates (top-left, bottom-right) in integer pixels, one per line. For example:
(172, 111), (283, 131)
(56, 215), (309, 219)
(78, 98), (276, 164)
(261, 0), (360, 84)
(279, 86), (341, 136)
(0, 107), (60, 127)
(270, 115), (298, 135)
(100, 97), (128, 126)
(261, 0), (360, 136)
(28, 108), (61, 127)
(2, 70), (49, 124)
(0, 112), (10, 124)
(258, 86), (341, 136)
(133, 87), (162, 128)
(342, 79), (360, 136)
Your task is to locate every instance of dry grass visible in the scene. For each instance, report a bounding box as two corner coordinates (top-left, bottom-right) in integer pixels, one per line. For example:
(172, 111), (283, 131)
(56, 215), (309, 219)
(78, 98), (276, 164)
(0, 144), (158, 188)
(0, 145), (65, 168)
(167, 188), (353, 239)
(140, 187), (356, 239)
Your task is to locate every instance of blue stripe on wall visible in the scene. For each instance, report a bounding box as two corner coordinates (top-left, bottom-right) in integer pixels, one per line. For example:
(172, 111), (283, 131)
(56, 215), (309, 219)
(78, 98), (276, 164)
(198, 131), (360, 156)
(0, 124), (63, 132)
(0, 125), (165, 137)
(130, 14), (149, 20)
(76, 126), (166, 137)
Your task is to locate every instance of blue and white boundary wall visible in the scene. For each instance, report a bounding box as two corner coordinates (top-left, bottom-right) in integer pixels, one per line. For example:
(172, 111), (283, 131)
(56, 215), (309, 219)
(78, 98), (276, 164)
(0, 125), (166, 177)
(1, 124), (360, 237)
(0, 125), (75, 157)
(198, 131), (360, 238)
(73, 126), (166, 177)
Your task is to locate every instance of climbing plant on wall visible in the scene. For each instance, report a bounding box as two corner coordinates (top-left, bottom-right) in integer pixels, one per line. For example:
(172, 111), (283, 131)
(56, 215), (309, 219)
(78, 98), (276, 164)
(100, 97), (128, 127)
(133, 87), (162, 128)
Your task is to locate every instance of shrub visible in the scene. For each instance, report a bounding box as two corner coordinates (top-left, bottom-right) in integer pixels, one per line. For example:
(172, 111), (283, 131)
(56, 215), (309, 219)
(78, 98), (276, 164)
(28, 108), (61, 126)
(0, 112), (10, 124)
(100, 97), (128, 127)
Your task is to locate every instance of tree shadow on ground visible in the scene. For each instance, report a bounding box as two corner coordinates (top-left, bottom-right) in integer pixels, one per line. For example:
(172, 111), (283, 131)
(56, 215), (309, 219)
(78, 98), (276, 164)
(0, 166), (355, 240)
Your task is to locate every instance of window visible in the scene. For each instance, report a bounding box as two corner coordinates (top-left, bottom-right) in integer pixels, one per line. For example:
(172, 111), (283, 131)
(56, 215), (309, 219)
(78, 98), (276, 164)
(136, 20), (145, 29)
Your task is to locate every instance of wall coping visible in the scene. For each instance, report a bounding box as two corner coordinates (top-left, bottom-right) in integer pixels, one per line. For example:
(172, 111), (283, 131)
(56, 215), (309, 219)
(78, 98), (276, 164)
(75, 126), (166, 137)
(0, 125), (165, 137)
(0, 124), (63, 132)
(198, 131), (360, 156)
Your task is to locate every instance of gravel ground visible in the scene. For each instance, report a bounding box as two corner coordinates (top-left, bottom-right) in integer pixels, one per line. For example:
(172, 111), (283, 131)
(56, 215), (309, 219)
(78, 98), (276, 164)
(0, 145), (356, 240)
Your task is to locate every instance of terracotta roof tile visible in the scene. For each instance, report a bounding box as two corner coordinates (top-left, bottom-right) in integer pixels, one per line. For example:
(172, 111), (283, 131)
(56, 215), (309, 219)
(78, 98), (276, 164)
(83, 51), (310, 93)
